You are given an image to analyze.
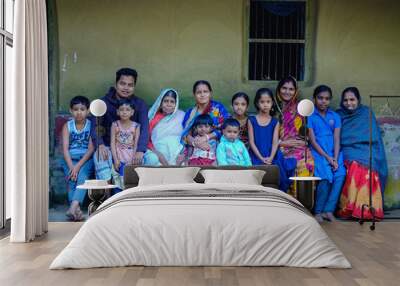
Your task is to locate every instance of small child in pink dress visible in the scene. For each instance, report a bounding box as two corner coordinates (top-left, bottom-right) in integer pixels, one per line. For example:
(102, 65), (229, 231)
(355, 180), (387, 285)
(110, 100), (140, 178)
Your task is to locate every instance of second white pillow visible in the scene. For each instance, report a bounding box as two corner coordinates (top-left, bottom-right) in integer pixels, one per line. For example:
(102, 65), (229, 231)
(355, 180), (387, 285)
(200, 169), (266, 185)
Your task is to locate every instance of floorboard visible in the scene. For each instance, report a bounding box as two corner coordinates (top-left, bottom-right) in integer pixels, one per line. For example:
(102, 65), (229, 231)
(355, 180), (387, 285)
(0, 222), (399, 286)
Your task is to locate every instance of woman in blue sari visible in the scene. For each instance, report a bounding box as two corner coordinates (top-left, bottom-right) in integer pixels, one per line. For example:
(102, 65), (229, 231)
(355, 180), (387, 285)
(337, 87), (388, 219)
(181, 80), (230, 158)
(144, 89), (185, 165)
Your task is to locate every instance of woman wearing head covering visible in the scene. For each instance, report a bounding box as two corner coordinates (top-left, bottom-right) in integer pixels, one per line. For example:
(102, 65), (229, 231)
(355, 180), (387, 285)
(336, 87), (388, 219)
(274, 76), (314, 181)
(143, 89), (185, 165)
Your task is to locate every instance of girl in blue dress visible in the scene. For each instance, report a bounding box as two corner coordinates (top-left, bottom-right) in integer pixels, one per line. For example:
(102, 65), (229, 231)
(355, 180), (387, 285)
(307, 85), (346, 222)
(248, 88), (297, 192)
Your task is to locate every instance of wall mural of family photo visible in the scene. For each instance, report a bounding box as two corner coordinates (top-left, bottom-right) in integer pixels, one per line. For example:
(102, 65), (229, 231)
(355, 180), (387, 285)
(47, 0), (400, 222)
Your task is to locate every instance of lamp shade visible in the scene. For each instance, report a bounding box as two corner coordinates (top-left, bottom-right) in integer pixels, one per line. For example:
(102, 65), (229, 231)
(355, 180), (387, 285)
(90, 99), (107, 117)
(297, 99), (314, 117)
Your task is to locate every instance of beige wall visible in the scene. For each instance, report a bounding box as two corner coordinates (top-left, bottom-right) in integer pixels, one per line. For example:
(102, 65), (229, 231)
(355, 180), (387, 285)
(54, 0), (400, 111)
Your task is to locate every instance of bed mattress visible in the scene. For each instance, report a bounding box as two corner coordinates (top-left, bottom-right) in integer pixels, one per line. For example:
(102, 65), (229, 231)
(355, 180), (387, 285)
(50, 183), (351, 269)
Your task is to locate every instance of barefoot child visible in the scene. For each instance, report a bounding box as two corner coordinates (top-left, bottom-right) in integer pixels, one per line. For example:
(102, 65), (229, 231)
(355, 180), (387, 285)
(62, 96), (95, 221)
(187, 114), (218, 166)
(248, 88), (296, 192)
(307, 85), (346, 223)
(217, 118), (251, 166)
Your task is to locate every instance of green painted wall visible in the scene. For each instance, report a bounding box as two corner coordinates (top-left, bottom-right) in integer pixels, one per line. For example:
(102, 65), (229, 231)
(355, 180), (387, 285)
(314, 0), (400, 107)
(53, 0), (400, 111)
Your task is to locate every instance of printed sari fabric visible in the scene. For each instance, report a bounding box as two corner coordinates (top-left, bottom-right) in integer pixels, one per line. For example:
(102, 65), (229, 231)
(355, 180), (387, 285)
(181, 100), (230, 143)
(338, 161), (384, 219)
(144, 88), (185, 165)
(147, 112), (166, 151)
(277, 93), (314, 177)
(336, 104), (388, 219)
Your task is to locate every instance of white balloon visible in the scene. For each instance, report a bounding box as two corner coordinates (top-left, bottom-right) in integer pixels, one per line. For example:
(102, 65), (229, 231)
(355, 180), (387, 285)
(90, 99), (107, 117)
(297, 99), (314, 117)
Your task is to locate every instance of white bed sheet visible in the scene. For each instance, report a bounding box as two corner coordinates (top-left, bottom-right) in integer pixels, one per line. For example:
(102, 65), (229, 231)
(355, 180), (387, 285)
(50, 183), (351, 269)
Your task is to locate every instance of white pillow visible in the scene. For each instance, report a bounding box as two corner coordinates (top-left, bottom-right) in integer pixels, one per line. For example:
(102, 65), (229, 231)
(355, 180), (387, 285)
(200, 169), (266, 185)
(135, 167), (200, 186)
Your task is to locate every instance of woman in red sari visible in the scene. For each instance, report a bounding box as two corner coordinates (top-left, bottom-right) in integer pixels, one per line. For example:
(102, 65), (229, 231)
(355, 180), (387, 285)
(336, 87), (388, 219)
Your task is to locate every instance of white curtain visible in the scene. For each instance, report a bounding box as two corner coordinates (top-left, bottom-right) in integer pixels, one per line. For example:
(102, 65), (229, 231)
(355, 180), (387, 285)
(7, 0), (49, 242)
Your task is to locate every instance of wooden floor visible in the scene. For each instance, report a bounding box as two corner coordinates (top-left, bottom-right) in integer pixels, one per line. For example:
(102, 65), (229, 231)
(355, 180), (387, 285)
(0, 222), (399, 286)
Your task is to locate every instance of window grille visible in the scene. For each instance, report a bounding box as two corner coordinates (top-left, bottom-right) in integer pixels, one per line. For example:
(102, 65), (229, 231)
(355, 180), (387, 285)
(248, 0), (306, 81)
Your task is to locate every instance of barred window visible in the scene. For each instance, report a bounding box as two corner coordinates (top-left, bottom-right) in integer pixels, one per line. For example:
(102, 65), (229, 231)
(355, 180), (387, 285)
(248, 0), (306, 81)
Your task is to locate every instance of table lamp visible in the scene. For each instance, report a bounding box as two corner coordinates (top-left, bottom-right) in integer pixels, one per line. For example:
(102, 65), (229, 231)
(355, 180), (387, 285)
(89, 99), (107, 161)
(289, 99), (320, 211)
(297, 99), (314, 163)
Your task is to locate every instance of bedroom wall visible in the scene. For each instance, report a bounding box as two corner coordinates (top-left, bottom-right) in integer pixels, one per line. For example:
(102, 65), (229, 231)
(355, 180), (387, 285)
(51, 0), (400, 111)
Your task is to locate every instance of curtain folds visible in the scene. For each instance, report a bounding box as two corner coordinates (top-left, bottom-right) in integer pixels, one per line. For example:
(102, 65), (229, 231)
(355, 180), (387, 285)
(9, 0), (49, 242)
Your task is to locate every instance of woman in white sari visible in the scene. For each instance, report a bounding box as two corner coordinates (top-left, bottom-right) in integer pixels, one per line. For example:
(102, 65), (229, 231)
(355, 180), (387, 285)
(144, 89), (185, 165)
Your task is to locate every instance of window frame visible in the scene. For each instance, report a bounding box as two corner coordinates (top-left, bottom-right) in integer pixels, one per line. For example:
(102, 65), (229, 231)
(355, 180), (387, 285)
(243, 0), (316, 86)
